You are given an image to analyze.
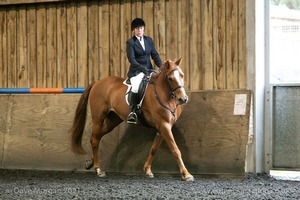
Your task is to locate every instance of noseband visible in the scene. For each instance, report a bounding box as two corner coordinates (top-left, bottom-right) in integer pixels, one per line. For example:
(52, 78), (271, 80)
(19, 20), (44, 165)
(168, 82), (183, 100)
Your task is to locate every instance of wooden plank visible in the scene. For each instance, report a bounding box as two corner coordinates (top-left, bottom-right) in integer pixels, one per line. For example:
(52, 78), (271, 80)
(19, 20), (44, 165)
(36, 4), (47, 87)
(0, 95), (9, 168)
(99, 0), (109, 79)
(120, 0), (131, 78)
(109, 1), (120, 76)
(0, 8), (7, 88)
(66, 2), (77, 87)
(142, 0), (153, 41)
(201, 0), (213, 90)
(88, 1), (99, 82)
(27, 5), (37, 87)
(238, 0), (246, 89)
(189, 0), (201, 90)
(7, 8), (17, 88)
(56, 2), (67, 87)
(17, 6), (27, 88)
(179, 0), (190, 90)
(46, 4), (57, 87)
(131, 0), (142, 18)
(177, 0), (182, 60)
(231, 0), (239, 89)
(165, 0), (178, 60)
(153, 0), (166, 61)
(143, 0), (163, 69)
(225, 0), (239, 89)
(77, 2), (88, 86)
(213, 0), (226, 89)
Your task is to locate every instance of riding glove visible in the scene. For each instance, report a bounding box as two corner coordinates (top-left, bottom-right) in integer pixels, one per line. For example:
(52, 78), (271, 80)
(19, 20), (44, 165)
(142, 67), (149, 74)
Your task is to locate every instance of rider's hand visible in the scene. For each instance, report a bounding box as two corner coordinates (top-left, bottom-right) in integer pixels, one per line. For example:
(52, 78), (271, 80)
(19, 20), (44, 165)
(142, 67), (149, 74)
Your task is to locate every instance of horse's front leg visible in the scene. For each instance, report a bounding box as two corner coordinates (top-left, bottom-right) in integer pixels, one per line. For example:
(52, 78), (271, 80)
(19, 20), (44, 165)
(159, 123), (194, 181)
(143, 133), (164, 178)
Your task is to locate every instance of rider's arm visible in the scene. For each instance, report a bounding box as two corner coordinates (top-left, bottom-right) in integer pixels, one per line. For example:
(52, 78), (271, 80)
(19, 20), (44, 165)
(126, 40), (145, 72)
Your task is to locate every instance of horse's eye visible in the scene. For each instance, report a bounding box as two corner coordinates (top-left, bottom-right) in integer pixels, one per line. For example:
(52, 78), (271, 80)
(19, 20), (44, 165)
(168, 77), (172, 81)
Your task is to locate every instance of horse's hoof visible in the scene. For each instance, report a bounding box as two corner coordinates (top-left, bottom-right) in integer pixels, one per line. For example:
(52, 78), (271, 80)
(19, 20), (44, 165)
(96, 168), (106, 177)
(183, 175), (194, 182)
(85, 159), (94, 170)
(146, 173), (154, 178)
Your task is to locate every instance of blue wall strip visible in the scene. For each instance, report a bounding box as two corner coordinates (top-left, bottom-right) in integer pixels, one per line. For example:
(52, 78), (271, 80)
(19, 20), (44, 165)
(0, 88), (31, 94)
(63, 88), (86, 93)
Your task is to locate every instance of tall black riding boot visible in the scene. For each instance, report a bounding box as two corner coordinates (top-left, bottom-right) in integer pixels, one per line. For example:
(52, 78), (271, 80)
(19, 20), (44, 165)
(127, 92), (138, 124)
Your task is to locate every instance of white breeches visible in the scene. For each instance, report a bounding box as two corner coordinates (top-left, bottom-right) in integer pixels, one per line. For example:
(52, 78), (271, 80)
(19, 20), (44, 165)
(130, 72), (144, 93)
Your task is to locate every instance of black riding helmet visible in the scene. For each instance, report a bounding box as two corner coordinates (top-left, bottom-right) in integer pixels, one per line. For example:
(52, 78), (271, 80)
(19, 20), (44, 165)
(131, 18), (145, 31)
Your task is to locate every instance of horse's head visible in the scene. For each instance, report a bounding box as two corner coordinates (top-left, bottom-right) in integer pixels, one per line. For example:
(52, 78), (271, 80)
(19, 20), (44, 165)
(161, 58), (189, 105)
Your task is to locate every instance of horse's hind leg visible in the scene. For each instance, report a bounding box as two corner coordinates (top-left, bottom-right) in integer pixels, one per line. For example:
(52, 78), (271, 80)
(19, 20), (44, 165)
(88, 122), (106, 177)
(88, 112), (122, 177)
(84, 122), (102, 171)
(143, 133), (163, 178)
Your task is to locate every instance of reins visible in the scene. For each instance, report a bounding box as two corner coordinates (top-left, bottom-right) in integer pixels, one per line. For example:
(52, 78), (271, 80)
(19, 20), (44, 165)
(153, 79), (178, 117)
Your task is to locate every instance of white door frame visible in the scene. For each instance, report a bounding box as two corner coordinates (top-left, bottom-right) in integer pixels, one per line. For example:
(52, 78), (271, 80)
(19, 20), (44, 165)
(246, 0), (269, 173)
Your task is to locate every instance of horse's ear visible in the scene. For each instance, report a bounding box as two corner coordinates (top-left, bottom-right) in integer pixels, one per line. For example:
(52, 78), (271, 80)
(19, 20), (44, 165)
(175, 58), (182, 66)
(165, 60), (171, 70)
(162, 60), (168, 66)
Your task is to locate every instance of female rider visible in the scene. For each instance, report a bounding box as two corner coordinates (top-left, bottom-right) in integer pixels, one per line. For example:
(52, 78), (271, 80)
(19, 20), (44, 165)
(126, 18), (163, 124)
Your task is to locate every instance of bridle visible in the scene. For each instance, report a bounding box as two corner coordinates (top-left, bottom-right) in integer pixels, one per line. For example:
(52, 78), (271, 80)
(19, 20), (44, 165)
(153, 67), (186, 117)
(165, 67), (185, 99)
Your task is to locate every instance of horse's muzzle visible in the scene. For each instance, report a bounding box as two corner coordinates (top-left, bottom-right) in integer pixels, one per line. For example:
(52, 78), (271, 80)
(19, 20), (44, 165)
(178, 95), (189, 105)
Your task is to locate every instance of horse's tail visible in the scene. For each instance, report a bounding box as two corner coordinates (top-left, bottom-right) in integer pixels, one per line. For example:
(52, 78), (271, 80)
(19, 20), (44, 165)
(70, 82), (95, 154)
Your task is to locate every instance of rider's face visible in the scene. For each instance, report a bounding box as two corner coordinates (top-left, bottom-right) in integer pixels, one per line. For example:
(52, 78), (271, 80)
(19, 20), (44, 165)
(134, 26), (144, 37)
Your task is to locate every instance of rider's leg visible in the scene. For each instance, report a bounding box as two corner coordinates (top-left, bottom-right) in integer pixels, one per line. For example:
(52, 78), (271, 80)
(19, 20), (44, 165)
(127, 91), (138, 124)
(127, 72), (144, 124)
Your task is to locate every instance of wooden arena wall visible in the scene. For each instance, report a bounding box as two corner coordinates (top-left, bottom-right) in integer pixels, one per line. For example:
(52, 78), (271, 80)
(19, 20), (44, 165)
(0, 0), (246, 91)
(0, 90), (251, 176)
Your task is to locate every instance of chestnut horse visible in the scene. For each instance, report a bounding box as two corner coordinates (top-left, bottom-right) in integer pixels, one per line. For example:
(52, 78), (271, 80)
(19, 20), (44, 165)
(70, 58), (194, 181)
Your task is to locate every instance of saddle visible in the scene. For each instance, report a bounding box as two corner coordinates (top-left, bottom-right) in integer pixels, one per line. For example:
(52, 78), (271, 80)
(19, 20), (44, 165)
(124, 73), (155, 126)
